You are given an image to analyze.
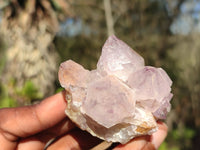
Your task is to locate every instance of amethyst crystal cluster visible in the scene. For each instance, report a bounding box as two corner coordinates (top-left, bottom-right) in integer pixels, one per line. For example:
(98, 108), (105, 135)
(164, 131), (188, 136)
(58, 35), (173, 143)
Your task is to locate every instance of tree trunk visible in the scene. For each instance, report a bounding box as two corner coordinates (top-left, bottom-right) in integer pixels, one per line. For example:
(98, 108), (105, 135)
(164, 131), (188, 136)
(104, 0), (115, 36)
(0, 0), (60, 104)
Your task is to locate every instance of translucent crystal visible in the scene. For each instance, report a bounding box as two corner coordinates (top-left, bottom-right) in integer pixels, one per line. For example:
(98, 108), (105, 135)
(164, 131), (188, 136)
(127, 66), (172, 113)
(58, 35), (173, 144)
(82, 75), (135, 128)
(97, 35), (145, 81)
(58, 60), (90, 90)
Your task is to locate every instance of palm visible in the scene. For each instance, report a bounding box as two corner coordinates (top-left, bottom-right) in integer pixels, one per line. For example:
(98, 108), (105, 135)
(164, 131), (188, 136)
(0, 0), (71, 103)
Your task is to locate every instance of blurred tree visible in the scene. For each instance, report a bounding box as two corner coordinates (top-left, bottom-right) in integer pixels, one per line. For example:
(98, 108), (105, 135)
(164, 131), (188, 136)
(169, 0), (200, 35)
(104, 0), (115, 36)
(55, 0), (172, 68)
(166, 0), (200, 129)
(55, 0), (200, 149)
(0, 0), (72, 104)
(0, 0), (199, 148)
(168, 35), (200, 126)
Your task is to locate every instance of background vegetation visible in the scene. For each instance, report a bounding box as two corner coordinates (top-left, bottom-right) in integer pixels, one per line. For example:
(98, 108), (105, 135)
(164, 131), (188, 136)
(0, 0), (199, 149)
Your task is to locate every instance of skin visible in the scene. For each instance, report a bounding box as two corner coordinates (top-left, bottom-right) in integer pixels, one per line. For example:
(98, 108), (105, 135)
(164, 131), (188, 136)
(0, 91), (168, 150)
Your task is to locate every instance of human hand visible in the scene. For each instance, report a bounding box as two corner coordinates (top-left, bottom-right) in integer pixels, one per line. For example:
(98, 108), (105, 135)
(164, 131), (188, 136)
(0, 91), (167, 150)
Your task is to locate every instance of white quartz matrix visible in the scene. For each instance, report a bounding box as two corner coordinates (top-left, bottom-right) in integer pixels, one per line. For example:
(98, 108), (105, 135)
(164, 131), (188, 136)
(58, 35), (173, 144)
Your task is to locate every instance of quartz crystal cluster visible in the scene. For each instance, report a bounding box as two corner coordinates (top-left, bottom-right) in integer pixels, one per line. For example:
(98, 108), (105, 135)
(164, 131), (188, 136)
(58, 35), (173, 144)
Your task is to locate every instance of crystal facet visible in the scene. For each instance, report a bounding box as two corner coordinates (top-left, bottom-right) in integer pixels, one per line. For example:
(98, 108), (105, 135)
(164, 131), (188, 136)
(82, 75), (135, 128)
(127, 66), (172, 113)
(97, 35), (145, 81)
(58, 35), (173, 144)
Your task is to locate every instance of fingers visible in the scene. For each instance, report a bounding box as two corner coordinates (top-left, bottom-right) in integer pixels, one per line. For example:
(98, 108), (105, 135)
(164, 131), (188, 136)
(17, 118), (75, 150)
(0, 91), (71, 149)
(0, 131), (17, 150)
(113, 135), (154, 150)
(114, 121), (168, 150)
(45, 122), (167, 150)
(31, 121), (166, 150)
(17, 122), (167, 150)
(46, 128), (102, 150)
(0, 91), (67, 139)
(151, 121), (168, 149)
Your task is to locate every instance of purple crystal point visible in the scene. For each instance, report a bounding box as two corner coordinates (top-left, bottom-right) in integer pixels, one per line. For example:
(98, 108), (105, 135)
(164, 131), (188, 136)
(97, 35), (145, 81)
(127, 66), (172, 115)
(58, 35), (173, 143)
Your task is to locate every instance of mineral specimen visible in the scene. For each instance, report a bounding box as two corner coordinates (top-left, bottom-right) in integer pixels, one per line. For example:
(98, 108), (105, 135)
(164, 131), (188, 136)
(58, 35), (173, 144)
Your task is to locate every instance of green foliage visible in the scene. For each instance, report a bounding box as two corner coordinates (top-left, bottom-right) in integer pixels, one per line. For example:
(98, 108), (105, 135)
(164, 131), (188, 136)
(164, 125), (196, 150)
(55, 87), (64, 93)
(159, 142), (168, 150)
(159, 126), (196, 150)
(0, 37), (6, 75)
(159, 141), (180, 150)
(0, 96), (17, 108)
(0, 83), (17, 108)
(0, 80), (43, 108)
(159, 142), (180, 150)
(171, 128), (195, 141)
(16, 80), (43, 101)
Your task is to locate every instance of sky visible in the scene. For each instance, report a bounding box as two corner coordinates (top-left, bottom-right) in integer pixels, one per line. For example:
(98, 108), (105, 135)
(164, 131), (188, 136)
(170, 0), (200, 35)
